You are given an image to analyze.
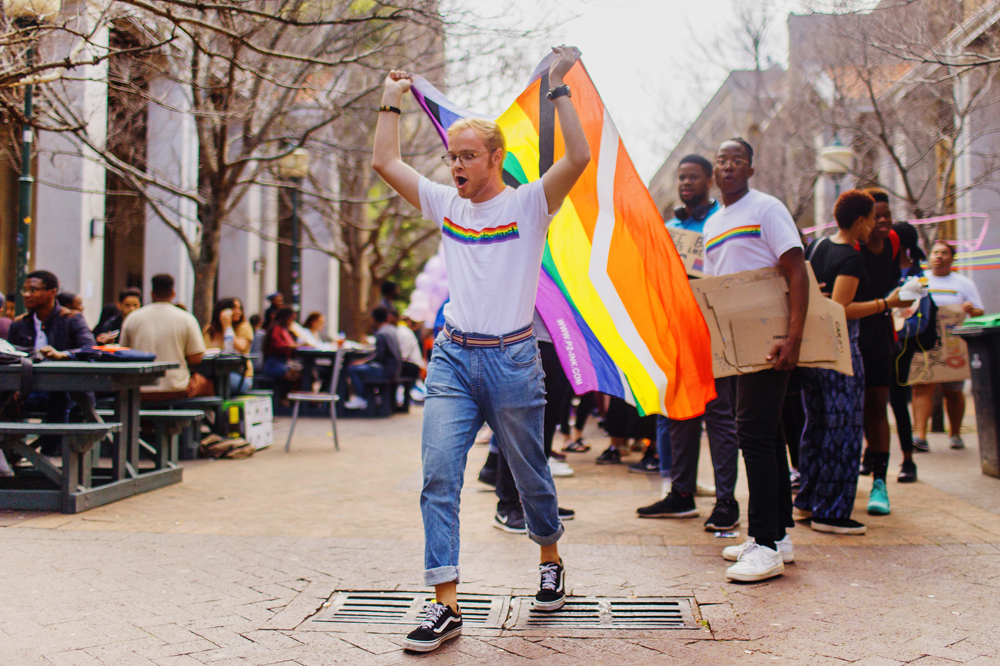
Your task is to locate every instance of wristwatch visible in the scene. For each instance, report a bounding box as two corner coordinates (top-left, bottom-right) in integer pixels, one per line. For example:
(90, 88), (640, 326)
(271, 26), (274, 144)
(546, 85), (571, 101)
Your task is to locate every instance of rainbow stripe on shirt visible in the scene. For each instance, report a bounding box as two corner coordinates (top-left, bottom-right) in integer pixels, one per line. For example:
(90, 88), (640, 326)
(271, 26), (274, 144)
(705, 225), (761, 253)
(442, 217), (520, 245)
(929, 289), (958, 295)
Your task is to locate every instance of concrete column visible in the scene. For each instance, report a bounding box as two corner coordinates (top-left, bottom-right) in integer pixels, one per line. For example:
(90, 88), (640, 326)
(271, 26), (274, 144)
(34, 13), (108, 326)
(143, 77), (198, 306)
(218, 182), (264, 312)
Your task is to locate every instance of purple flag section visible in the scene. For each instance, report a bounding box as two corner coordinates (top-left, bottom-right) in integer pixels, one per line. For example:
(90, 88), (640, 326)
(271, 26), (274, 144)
(535, 270), (600, 395)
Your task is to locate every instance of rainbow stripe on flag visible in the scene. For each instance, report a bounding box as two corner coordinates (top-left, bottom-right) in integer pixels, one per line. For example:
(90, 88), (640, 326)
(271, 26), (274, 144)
(410, 55), (715, 418)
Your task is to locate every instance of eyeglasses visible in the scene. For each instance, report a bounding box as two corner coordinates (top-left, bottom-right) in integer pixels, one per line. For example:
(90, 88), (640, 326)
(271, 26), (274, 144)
(441, 151), (492, 167)
(714, 157), (748, 169)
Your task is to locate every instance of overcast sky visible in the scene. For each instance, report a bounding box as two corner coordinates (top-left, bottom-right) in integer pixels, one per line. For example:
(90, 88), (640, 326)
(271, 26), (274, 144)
(447, 0), (803, 182)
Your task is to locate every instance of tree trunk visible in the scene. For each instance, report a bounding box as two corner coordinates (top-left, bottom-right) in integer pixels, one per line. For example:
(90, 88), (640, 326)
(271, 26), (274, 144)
(191, 259), (218, 328)
(191, 206), (224, 326)
(339, 264), (368, 341)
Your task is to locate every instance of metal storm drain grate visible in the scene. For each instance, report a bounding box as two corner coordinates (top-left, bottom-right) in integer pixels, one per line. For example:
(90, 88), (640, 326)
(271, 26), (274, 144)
(313, 592), (509, 628)
(507, 596), (697, 630)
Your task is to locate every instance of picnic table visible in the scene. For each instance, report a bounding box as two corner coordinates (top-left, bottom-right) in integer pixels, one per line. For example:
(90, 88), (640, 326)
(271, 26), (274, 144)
(190, 353), (248, 402)
(0, 361), (179, 513)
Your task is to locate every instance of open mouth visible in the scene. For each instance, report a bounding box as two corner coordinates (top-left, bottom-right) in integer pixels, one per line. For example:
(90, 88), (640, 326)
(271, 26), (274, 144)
(455, 175), (468, 188)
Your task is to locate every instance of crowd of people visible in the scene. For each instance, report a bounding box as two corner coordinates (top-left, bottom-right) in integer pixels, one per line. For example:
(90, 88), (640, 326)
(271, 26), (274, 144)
(366, 48), (990, 653)
(0, 45), (987, 655)
(0, 269), (429, 415)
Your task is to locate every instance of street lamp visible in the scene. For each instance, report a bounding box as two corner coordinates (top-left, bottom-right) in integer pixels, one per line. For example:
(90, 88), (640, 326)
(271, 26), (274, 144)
(817, 134), (854, 202)
(277, 147), (310, 313)
(5, 0), (62, 315)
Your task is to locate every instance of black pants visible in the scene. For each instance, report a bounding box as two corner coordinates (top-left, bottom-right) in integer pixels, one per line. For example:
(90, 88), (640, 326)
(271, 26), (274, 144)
(560, 391), (595, 436)
(890, 343), (917, 454)
(496, 341), (571, 513)
(735, 369), (793, 546)
(782, 369), (804, 469)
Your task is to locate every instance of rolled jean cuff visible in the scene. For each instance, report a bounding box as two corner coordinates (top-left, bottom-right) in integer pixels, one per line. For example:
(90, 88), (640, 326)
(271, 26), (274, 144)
(528, 522), (564, 546)
(424, 565), (460, 587)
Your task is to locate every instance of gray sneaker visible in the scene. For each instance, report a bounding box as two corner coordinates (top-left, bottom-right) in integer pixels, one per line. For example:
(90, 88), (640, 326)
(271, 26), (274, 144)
(912, 437), (930, 452)
(950, 436), (965, 450)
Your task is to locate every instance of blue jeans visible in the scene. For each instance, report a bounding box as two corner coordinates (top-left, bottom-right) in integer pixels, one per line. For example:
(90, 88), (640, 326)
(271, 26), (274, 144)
(656, 416), (673, 479)
(348, 362), (387, 396)
(421, 328), (563, 586)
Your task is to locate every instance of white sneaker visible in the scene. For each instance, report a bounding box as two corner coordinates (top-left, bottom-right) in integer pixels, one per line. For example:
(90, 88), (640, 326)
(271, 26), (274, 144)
(661, 478), (672, 498)
(344, 397), (368, 410)
(548, 458), (575, 477)
(696, 482), (716, 497)
(725, 541), (785, 582)
(723, 535), (794, 563)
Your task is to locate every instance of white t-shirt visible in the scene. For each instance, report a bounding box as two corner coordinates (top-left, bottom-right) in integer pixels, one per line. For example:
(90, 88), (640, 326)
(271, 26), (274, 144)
(419, 177), (555, 335)
(33, 314), (47, 351)
(396, 323), (425, 368)
(702, 189), (802, 276)
(927, 272), (984, 309)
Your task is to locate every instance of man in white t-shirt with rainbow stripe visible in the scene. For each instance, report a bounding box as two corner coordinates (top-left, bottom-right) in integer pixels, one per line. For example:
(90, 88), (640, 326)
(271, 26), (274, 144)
(702, 138), (810, 583)
(372, 46), (591, 653)
(912, 240), (985, 451)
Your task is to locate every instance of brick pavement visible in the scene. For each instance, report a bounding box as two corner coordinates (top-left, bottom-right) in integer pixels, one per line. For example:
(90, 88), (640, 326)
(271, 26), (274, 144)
(1, 407), (999, 664)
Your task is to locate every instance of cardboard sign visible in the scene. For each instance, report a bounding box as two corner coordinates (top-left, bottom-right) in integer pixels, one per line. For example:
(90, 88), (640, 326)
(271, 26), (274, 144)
(908, 304), (970, 384)
(666, 227), (706, 278)
(689, 264), (852, 378)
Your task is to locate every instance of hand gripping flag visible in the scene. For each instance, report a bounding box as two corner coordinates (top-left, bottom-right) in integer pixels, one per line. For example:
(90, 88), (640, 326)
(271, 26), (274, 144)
(411, 54), (715, 418)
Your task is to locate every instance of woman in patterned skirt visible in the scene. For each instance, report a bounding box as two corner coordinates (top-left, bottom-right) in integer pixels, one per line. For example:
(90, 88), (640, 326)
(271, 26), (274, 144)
(797, 190), (911, 534)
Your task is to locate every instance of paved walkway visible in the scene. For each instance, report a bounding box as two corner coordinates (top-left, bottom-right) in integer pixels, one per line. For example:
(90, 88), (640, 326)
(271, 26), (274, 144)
(2, 406), (1000, 665)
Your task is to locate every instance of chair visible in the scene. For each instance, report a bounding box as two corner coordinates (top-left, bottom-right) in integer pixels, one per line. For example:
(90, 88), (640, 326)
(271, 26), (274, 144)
(285, 349), (344, 452)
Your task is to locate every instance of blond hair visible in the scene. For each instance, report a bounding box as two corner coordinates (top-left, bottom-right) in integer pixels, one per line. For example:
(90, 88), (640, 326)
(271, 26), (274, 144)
(447, 118), (506, 167)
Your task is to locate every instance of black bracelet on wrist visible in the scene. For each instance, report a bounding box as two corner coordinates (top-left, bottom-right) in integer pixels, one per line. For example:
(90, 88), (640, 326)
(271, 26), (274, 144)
(546, 85), (571, 101)
(379, 105), (401, 114)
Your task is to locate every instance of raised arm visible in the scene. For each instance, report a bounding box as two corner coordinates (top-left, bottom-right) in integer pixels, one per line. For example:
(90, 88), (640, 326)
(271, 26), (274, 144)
(372, 71), (422, 210)
(542, 46), (592, 215)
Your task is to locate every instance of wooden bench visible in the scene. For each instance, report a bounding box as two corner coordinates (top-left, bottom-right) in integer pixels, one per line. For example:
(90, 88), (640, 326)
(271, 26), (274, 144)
(360, 378), (416, 418)
(0, 422), (123, 513)
(97, 409), (204, 466)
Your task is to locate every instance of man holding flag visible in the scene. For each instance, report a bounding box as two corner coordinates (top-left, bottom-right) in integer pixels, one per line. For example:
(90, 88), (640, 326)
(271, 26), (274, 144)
(372, 46), (591, 653)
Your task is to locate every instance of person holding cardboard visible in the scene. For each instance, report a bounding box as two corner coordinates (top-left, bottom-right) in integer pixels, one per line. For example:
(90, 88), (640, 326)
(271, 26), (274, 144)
(637, 154), (739, 533)
(703, 138), (808, 583)
(796, 190), (911, 535)
(911, 241), (984, 451)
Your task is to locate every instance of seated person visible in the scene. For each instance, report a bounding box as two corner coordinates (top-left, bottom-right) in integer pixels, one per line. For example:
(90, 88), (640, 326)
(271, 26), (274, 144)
(0, 293), (11, 340)
(297, 312), (331, 349)
(261, 307), (303, 402)
(203, 297), (254, 395)
(57, 291), (84, 315)
(344, 307), (401, 410)
(120, 273), (212, 402)
(249, 314), (265, 372)
(4, 292), (14, 320)
(8, 271), (95, 359)
(395, 310), (425, 380)
(93, 287), (142, 344)
(8, 270), (96, 453)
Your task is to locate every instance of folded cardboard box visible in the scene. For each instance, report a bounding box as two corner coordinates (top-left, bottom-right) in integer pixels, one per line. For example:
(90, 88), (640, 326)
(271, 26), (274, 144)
(688, 264), (852, 378)
(908, 304), (970, 384)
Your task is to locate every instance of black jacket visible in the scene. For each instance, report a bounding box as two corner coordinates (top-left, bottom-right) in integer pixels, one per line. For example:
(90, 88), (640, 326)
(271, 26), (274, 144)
(8, 303), (96, 356)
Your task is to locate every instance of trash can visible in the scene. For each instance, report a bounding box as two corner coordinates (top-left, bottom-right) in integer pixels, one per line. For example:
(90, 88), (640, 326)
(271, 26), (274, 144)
(953, 314), (1000, 478)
